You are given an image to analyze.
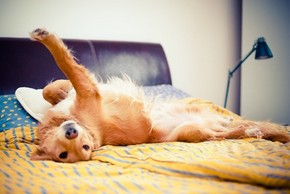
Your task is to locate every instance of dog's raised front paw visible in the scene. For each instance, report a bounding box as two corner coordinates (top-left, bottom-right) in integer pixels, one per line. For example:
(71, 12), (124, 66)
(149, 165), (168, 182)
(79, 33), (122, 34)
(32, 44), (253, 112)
(30, 28), (49, 41)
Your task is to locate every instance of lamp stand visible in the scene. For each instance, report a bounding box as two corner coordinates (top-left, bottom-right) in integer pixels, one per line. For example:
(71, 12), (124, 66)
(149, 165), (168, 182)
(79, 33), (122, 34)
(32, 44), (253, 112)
(224, 46), (256, 108)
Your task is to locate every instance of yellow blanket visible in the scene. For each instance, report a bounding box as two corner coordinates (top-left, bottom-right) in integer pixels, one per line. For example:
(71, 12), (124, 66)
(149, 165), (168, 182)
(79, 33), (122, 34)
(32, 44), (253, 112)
(1, 99), (290, 193)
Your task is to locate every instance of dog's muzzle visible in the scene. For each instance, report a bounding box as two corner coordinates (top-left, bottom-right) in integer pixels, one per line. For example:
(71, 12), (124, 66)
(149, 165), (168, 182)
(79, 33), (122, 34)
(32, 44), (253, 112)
(63, 122), (79, 139)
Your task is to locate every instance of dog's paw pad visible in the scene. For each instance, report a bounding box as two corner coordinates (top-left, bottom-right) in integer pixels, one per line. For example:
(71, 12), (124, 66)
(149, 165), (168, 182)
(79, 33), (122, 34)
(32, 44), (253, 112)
(34, 28), (48, 35)
(245, 128), (263, 139)
(30, 28), (49, 40)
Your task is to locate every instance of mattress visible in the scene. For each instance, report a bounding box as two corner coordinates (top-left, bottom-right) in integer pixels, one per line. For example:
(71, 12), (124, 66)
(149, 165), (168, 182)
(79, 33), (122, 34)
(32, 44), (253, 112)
(1, 85), (289, 194)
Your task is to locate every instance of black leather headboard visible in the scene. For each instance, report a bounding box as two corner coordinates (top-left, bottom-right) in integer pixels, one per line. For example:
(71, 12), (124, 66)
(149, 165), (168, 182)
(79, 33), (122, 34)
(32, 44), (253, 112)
(0, 38), (172, 95)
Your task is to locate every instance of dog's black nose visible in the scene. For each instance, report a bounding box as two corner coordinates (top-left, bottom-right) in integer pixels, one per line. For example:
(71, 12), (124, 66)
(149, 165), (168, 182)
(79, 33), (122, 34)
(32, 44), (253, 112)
(64, 124), (78, 139)
(65, 127), (78, 139)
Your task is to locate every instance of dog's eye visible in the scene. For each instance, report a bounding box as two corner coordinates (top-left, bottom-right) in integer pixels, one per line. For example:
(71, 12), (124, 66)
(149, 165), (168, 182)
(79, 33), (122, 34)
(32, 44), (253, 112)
(83, 145), (90, 151)
(59, 152), (68, 159)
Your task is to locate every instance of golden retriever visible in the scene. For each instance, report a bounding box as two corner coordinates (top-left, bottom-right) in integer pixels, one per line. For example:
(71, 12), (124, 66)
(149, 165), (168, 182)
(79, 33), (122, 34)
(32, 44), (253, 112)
(30, 28), (289, 163)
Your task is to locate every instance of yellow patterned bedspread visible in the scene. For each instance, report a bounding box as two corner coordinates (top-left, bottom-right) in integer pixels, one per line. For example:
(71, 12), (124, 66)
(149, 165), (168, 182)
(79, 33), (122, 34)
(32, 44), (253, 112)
(1, 99), (290, 194)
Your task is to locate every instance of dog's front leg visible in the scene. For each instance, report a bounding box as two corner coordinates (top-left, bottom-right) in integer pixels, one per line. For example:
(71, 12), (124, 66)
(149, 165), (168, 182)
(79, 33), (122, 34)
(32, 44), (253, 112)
(30, 28), (99, 99)
(42, 79), (72, 105)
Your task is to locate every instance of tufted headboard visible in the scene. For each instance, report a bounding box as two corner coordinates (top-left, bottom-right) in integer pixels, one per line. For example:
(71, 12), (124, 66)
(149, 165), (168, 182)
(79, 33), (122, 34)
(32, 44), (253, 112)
(0, 38), (172, 95)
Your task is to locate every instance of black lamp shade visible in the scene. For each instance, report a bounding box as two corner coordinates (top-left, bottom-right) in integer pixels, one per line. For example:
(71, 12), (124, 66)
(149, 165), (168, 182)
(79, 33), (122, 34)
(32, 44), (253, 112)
(255, 37), (273, 59)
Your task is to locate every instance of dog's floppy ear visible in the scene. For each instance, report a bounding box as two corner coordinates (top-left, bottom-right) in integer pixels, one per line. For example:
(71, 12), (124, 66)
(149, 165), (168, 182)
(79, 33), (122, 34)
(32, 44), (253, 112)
(30, 145), (52, 161)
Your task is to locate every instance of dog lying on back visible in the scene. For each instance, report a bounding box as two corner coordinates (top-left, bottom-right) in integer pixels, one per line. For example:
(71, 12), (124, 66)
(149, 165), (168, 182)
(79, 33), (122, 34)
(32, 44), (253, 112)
(30, 28), (289, 163)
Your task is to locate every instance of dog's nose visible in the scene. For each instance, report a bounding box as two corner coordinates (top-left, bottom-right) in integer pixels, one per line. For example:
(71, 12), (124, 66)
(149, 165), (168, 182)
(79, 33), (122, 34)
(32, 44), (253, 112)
(65, 127), (78, 139)
(64, 125), (78, 139)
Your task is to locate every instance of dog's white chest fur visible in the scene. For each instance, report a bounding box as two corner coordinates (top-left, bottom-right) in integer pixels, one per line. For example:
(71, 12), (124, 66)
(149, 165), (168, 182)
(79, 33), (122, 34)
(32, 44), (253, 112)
(49, 77), (145, 116)
(50, 90), (76, 115)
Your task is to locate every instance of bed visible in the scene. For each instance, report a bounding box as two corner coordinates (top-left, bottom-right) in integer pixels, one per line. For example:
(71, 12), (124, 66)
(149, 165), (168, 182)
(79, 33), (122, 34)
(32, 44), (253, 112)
(0, 37), (289, 194)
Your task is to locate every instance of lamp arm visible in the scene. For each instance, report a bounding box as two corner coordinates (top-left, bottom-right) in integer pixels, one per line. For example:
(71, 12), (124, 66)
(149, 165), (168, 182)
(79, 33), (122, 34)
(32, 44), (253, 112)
(230, 46), (256, 76)
(224, 45), (256, 108)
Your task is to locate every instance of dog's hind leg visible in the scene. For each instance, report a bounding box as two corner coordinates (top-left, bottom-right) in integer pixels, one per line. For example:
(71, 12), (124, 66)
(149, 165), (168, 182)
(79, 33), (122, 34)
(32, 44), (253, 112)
(153, 120), (290, 143)
(30, 28), (99, 99)
(216, 120), (290, 143)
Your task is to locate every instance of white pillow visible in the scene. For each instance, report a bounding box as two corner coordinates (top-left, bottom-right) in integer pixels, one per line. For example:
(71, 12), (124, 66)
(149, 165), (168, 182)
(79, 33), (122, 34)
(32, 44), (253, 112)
(15, 87), (52, 122)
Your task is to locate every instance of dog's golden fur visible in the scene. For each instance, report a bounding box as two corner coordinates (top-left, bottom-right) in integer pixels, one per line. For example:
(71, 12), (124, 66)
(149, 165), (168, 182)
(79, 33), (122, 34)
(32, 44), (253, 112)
(30, 28), (290, 163)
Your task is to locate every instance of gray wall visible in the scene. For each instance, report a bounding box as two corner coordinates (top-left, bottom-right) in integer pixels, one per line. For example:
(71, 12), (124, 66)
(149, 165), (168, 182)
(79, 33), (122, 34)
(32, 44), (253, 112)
(241, 0), (290, 124)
